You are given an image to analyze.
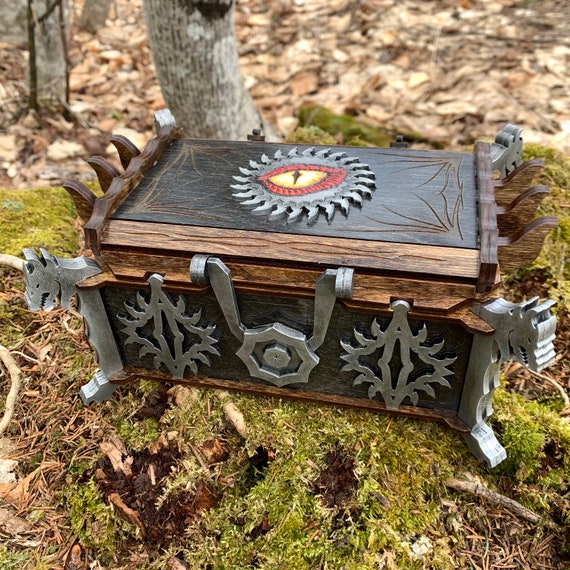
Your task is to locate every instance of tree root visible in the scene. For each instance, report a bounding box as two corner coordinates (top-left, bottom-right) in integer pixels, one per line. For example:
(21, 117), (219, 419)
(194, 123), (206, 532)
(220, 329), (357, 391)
(445, 477), (542, 524)
(0, 346), (22, 438)
(0, 254), (24, 272)
(0, 256), (25, 438)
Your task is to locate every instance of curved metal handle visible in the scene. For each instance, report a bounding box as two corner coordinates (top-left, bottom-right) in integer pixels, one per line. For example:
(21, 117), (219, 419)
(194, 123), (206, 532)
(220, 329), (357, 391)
(189, 255), (354, 386)
(309, 267), (354, 350)
(190, 255), (245, 341)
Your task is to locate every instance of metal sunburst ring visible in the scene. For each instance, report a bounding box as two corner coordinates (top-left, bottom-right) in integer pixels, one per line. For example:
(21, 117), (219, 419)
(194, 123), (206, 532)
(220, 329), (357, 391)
(231, 147), (376, 223)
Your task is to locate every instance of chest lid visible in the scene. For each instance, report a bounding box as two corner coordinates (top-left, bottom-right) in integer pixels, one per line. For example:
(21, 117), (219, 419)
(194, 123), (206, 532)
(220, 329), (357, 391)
(66, 120), (555, 294)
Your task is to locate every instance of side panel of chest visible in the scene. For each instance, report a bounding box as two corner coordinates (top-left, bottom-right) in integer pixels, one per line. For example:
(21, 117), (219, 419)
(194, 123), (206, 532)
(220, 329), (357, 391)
(100, 283), (473, 413)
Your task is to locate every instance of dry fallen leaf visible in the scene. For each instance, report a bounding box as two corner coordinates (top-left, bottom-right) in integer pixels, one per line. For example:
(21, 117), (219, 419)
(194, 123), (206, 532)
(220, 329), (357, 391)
(0, 457), (18, 483)
(291, 71), (320, 97)
(0, 506), (33, 535)
(108, 492), (147, 538)
(408, 71), (430, 89)
(0, 467), (41, 509)
(100, 439), (133, 477)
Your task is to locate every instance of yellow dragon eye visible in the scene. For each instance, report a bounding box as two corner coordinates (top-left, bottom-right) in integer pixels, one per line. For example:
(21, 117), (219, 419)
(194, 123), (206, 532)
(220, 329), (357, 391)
(267, 169), (328, 190)
(259, 164), (347, 196)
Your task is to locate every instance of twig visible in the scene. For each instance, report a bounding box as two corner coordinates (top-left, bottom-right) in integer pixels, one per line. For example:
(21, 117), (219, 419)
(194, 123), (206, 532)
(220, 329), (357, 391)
(108, 492), (146, 538)
(216, 391), (248, 438)
(528, 369), (570, 407)
(0, 346), (22, 437)
(506, 361), (569, 408)
(189, 444), (210, 471)
(0, 254), (24, 272)
(445, 477), (541, 524)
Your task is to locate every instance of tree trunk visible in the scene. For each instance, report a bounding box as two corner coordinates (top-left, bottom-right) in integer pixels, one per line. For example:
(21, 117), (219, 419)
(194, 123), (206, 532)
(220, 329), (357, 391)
(30, 0), (69, 105)
(77, 0), (111, 33)
(0, 0), (28, 45)
(142, 0), (270, 141)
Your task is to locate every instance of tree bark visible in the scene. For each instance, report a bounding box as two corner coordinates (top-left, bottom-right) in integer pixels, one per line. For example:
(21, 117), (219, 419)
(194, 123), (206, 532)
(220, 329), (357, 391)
(142, 0), (271, 140)
(77, 0), (111, 33)
(0, 0), (28, 45)
(29, 0), (69, 105)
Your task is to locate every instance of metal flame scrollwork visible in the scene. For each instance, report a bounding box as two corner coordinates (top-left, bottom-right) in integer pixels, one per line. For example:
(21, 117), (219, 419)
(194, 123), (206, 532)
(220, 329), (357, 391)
(341, 300), (457, 409)
(118, 274), (219, 379)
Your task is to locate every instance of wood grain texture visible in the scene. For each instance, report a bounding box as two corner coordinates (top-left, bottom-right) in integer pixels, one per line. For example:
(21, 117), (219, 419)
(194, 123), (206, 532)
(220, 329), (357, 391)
(77, 259), (494, 333)
(87, 156), (121, 193)
(109, 134), (141, 170)
(109, 367), (472, 433)
(83, 125), (183, 254)
(498, 216), (558, 271)
(494, 159), (544, 206)
(496, 184), (550, 238)
(475, 142), (499, 293)
(62, 180), (96, 223)
(100, 218), (481, 282)
(111, 139), (480, 249)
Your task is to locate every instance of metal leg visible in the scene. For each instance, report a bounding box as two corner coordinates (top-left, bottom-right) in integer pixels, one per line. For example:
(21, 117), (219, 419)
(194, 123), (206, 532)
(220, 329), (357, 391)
(458, 335), (506, 467)
(80, 369), (118, 405)
(23, 249), (124, 404)
(76, 288), (124, 403)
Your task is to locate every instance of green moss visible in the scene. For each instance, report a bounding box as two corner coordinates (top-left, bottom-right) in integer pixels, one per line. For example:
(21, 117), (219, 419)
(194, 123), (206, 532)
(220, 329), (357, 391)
(297, 106), (393, 147)
(492, 388), (570, 484)
(108, 380), (170, 451)
(524, 144), (570, 192)
(166, 395), (474, 569)
(114, 416), (162, 450)
(285, 126), (337, 145)
(59, 478), (123, 565)
(0, 547), (31, 570)
(0, 187), (79, 257)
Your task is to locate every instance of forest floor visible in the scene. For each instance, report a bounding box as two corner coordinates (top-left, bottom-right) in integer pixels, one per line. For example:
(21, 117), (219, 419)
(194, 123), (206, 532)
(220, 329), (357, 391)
(0, 0), (569, 188)
(0, 1), (570, 569)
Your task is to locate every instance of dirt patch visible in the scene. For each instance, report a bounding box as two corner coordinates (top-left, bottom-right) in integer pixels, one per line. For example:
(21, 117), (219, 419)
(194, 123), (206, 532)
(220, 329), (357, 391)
(236, 445), (274, 495)
(311, 448), (361, 526)
(503, 267), (554, 302)
(540, 438), (566, 472)
(94, 437), (219, 548)
(132, 383), (170, 421)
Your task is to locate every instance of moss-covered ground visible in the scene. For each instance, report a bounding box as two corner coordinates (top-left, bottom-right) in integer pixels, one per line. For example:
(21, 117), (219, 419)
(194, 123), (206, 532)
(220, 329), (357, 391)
(0, 138), (569, 569)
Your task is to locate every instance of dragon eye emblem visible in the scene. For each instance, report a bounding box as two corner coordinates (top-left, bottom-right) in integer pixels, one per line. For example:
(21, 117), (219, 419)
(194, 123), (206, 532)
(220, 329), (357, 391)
(259, 164), (347, 196)
(231, 147), (376, 223)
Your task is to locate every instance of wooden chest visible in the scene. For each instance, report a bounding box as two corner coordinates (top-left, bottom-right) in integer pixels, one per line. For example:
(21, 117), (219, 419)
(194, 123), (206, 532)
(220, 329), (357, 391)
(23, 116), (557, 467)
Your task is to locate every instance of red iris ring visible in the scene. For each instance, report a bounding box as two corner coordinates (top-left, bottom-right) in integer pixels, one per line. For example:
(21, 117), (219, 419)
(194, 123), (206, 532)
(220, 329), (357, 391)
(259, 164), (347, 196)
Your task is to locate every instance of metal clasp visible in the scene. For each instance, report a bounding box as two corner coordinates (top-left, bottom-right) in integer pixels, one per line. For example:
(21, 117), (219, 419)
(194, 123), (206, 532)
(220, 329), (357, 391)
(190, 255), (353, 387)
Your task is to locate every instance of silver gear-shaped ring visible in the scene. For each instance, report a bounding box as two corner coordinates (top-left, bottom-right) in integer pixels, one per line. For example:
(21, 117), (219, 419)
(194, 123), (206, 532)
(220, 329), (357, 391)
(236, 322), (319, 387)
(231, 147), (376, 223)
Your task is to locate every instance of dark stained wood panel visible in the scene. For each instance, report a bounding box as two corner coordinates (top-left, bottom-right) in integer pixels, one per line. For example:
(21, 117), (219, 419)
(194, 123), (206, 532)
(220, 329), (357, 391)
(101, 219), (481, 282)
(100, 284), (474, 422)
(111, 140), (480, 250)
